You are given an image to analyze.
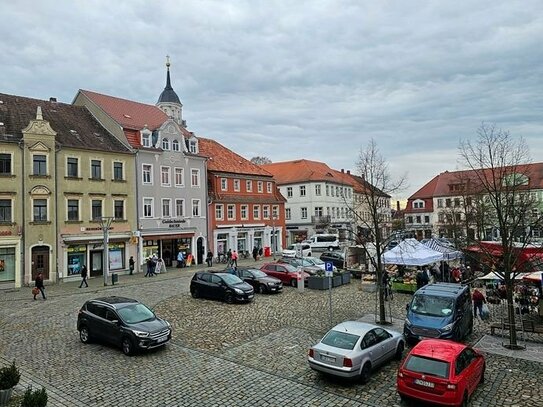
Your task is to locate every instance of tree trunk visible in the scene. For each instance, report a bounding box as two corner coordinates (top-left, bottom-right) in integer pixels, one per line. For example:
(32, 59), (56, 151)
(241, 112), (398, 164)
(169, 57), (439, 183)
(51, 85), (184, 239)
(505, 276), (518, 348)
(377, 262), (386, 324)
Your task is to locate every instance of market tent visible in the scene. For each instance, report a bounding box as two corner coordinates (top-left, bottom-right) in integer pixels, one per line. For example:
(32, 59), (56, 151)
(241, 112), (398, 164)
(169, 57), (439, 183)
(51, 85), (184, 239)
(523, 271), (543, 283)
(422, 238), (463, 260)
(477, 271), (529, 281)
(382, 238), (443, 266)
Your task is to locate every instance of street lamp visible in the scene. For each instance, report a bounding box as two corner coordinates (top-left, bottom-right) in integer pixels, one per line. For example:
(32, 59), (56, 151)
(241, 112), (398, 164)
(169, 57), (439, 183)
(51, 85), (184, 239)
(272, 214), (278, 260)
(99, 217), (114, 286)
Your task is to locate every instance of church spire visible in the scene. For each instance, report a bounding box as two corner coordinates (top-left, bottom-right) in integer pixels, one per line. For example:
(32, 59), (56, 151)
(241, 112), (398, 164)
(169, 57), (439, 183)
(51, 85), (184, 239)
(157, 55), (181, 104)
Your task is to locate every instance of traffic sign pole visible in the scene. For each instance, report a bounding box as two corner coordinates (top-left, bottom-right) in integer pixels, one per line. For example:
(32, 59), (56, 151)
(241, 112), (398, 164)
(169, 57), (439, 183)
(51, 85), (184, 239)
(325, 261), (333, 327)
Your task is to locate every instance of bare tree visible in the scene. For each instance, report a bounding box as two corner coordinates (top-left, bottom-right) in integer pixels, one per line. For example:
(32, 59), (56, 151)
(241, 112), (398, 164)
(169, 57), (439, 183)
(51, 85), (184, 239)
(352, 139), (407, 324)
(250, 156), (272, 165)
(459, 123), (542, 349)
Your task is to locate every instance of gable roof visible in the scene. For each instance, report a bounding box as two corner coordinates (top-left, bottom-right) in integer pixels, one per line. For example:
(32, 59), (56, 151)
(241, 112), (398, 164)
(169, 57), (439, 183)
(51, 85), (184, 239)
(261, 159), (351, 185)
(346, 173), (391, 198)
(78, 89), (168, 131)
(198, 138), (273, 177)
(0, 92), (130, 153)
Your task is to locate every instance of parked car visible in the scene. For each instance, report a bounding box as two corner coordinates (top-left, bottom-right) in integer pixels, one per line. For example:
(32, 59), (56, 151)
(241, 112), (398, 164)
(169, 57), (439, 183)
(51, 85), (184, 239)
(404, 283), (473, 343)
(320, 251), (345, 269)
(303, 256), (338, 272)
(282, 243), (312, 258)
(397, 339), (485, 406)
(227, 267), (283, 294)
(306, 234), (340, 251)
(278, 257), (322, 275)
(308, 321), (405, 383)
(77, 296), (171, 356)
(260, 262), (310, 286)
(190, 271), (254, 303)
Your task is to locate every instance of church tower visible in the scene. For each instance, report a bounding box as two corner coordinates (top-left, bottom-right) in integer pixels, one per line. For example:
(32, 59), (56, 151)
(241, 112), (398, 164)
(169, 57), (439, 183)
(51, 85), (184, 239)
(157, 56), (185, 127)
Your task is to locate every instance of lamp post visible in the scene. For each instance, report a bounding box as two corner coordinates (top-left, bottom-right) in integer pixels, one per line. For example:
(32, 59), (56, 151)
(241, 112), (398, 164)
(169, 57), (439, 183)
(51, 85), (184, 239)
(272, 214), (278, 260)
(100, 217), (114, 286)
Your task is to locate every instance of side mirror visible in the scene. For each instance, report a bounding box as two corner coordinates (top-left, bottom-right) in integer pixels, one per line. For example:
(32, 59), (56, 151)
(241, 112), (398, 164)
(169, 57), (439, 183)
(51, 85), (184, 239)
(405, 303), (409, 312)
(111, 319), (119, 325)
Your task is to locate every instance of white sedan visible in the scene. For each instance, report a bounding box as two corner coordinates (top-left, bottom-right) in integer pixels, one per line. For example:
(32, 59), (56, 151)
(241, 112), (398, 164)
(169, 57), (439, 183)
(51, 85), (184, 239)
(308, 321), (405, 383)
(303, 256), (337, 272)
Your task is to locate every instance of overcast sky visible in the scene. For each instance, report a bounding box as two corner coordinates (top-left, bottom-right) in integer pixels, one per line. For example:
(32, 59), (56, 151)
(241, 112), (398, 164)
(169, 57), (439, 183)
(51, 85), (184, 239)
(2, 1), (542, 201)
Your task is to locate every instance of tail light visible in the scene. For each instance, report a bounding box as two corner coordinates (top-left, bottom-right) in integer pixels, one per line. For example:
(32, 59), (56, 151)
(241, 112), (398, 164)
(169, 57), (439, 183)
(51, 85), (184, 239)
(308, 349), (314, 358)
(343, 358), (353, 368)
(446, 383), (456, 390)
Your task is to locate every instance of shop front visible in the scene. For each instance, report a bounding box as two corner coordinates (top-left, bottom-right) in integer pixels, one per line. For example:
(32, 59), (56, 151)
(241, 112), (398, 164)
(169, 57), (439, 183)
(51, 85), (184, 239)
(141, 233), (196, 266)
(68, 241), (127, 278)
(0, 243), (19, 288)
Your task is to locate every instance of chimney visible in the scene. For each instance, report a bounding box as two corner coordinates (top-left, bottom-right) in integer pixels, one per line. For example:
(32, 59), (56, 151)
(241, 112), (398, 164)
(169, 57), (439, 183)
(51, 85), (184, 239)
(396, 201), (400, 211)
(347, 170), (350, 175)
(49, 97), (57, 102)
(341, 169), (344, 173)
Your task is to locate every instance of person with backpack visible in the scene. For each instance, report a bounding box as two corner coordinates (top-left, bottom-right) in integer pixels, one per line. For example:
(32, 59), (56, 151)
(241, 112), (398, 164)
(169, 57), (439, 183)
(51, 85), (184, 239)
(472, 289), (487, 319)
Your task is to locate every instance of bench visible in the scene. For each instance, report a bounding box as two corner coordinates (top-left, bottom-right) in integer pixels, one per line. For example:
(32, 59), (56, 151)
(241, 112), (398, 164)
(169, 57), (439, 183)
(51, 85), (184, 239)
(490, 320), (543, 335)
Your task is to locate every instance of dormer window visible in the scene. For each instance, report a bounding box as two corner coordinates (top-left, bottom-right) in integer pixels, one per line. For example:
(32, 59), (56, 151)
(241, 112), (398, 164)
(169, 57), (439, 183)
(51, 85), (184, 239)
(413, 200), (425, 209)
(162, 138), (170, 150)
(189, 138), (198, 154)
(172, 139), (180, 152)
(141, 131), (151, 148)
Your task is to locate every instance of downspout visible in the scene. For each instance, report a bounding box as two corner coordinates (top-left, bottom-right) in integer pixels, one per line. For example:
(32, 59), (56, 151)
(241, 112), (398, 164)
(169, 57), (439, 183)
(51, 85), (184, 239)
(204, 157), (210, 261)
(18, 139), (26, 286)
(135, 148), (141, 272)
(55, 141), (61, 283)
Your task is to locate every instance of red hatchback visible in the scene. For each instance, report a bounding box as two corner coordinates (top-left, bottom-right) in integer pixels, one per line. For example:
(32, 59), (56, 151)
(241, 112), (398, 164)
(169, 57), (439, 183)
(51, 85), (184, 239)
(397, 339), (485, 407)
(260, 262), (309, 287)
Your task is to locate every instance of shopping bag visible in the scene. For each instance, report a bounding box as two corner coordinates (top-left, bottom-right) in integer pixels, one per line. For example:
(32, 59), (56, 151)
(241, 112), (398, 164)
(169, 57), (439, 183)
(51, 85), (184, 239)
(481, 303), (490, 320)
(32, 287), (39, 296)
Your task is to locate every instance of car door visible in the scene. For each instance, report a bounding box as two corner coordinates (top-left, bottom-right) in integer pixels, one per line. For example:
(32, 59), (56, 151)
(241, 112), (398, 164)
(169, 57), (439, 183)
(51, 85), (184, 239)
(103, 308), (122, 345)
(262, 265), (279, 280)
(90, 304), (111, 342)
(373, 328), (396, 362)
(361, 331), (382, 366)
(454, 351), (469, 395)
(461, 348), (483, 395)
(210, 274), (225, 299)
(241, 270), (256, 288)
(275, 265), (291, 284)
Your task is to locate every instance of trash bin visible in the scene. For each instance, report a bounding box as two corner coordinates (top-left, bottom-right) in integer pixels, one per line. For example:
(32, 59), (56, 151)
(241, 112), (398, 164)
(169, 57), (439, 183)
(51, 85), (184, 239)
(264, 246), (271, 257)
(111, 273), (118, 285)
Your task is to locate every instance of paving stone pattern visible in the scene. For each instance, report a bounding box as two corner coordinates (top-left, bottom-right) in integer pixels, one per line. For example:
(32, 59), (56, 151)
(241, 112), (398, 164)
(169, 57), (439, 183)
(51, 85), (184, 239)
(0, 260), (542, 406)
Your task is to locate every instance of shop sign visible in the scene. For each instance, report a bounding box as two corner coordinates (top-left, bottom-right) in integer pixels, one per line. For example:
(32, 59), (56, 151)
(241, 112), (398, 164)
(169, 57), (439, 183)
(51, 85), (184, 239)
(162, 219), (186, 228)
(67, 245), (86, 253)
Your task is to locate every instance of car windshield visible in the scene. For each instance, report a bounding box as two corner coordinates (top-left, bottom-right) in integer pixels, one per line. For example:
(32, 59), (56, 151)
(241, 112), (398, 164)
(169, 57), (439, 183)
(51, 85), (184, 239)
(221, 274), (244, 285)
(307, 257), (324, 265)
(410, 294), (454, 317)
(286, 245), (297, 250)
(283, 264), (299, 272)
(321, 330), (360, 350)
(117, 303), (155, 324)
(404, 355), (450, 379)
(250, 269), (268, 278)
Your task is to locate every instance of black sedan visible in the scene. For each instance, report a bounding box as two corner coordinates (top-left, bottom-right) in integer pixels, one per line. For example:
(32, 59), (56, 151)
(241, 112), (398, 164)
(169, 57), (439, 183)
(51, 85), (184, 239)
(229, 267), (283, 294)
(190, 271), (254, 303)
(319, 251), (345, 269)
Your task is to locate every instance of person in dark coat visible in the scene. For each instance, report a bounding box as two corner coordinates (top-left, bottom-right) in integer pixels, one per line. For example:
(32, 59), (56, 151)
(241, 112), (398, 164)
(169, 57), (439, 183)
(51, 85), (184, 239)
(206, 250), (213, 267)
(129, 256), (135, 275)
(145, 257), (153, 277)
(34, 272), (46, 300)
(252, 246), (258, 261)
(79, 265), (88, 288)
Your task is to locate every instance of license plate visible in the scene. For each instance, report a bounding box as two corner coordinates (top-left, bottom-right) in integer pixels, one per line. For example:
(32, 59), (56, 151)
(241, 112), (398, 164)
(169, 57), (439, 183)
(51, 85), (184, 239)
(248, 295), (254, 299)
(320, 355), (335, 363)
(414, 379), (435, 388)
(156, 335), (168, 343)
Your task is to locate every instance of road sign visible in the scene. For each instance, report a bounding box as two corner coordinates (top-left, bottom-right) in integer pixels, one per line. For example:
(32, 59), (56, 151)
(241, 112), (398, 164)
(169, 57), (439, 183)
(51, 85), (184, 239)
(325, 262), (334, 277)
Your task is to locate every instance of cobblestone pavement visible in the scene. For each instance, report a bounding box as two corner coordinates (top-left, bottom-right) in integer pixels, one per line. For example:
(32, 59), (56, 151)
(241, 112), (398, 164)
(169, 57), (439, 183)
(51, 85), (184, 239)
(0, 260), (542, 406)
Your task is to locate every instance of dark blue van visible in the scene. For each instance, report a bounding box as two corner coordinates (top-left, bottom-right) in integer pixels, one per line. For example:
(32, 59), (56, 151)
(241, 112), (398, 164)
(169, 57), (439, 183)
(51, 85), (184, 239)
(404, 283), (473, 343)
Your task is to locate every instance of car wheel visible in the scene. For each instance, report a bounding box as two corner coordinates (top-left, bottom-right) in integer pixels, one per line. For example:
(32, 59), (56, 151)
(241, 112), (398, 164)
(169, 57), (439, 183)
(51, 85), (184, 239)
(258, 284), (266, 294)
(480, 364), (486, 384)
(461, 392), (469, 407)
(398, 393), (409, 404)
(308, 252), (311, 257)
(360, 362), (372, 384)
(225, 293), (234, 304)
(191, 288), (199, 298)
(122, 337), (134, 356)
(395, 341), (405, 360)
(290, 278), (297, 287)
(79, 325), (91, 344)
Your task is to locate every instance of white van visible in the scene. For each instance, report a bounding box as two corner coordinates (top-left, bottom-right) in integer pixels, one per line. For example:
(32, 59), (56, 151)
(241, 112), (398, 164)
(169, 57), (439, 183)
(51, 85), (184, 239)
(306, 234), (340, 251)
(282, 243), (312, 258)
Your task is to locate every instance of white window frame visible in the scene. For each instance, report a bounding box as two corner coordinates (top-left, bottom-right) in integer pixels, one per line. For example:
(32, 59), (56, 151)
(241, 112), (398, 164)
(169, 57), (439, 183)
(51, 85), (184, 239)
(240, 204), (248, 220)
(301, 207), (307, 219)
(142, 164), (153, 185)
(143, 197), (154, 218)
(272, 205), (279, 218)
(234, 179), (240, 192)
(285, 208), (291, 220)
(315, 184), (321, 196)
(263, 205), (270, 219)
(172, 139), (180, 152)
(161, 166), (171, 187)
(141, 131), (151, 147)
(227, 204), (236, 220)
(300, 185), (306, 197)
(162, 198), (171, 218)
(175, 199), (184, 217)
(246, 180), (252, 192)
(191, 169), (200, 187)
(287, 187), (293, 198)
(257, 181), (263, 193)
(161, 138), (170, 150)
(189, 139), (198, 153)
(174, 168), (184, 187)
(215, 204), (224, 220)
(267, 182), (272, 193)
(192, 199), (201, 217)
(221, 178), (228, 191)
(253, 205), (261, 220)
(66, 198), (80, 221)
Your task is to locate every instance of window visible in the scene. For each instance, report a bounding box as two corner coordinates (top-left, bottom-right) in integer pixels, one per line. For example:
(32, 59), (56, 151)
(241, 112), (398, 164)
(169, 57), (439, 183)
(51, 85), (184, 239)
(257, 181), (263, 193)
(315, 184), (321, 196)
(0, 154), (11, 174)
(416, 216), (421, 223)
(301, 207), (307, 219)
(263, 205), (270, 219)
(227, 204), (235, 220)
(437, 199), (443, 208)
(114, 200), (124, 220)
(326, 185), (329, 196)
(215, 204), (224, 220)
(191, 169), (200, 187)
(466, 197), (472, 206)
(67, 157), (78, 177)
(454, 198), (461, 207)
(240, 205), (248, 220)
(221, 178), (228, 191)
(175, 199), (184, 217)
(300, 186), (306, 197)
(253, 205), (261, 219)
(172, 139), (180, 151)
(315, 207), (323, 216)
(0, 199), (12, 222)
(162, 199), (171, 217)
(445, 199), (451, 208)
(91, 200), (102, 220)
(407, 216), (413, 223)
(272, 205), (279, 218)
(336, 186), (339, 196)
(331, 187), (335, 197)
(267, 182), (272, 193)
(91, 160), (102, 180)
(161, 166), (171, 186)
(455, 213), (461, 222)
(113, 162), (123, 181)
(246, 180), (252, 192)
(142, 164), (152, 184)
(189, 139), (198, 153)
(192, 199), (201, 216)
(33, 199), (47, 221)
(33, 155), (46, 176)
(234, 179), (240, 191)
(143, 198), (153, 218)
(285, 208), (291, 220)
(142, 132), (151, 147)
(174, 168), (184, 187)
(287, 187), (293, 198)
(161, 138), (170, 150)
(424, 215), (430, 223)
(67, 199), (79, 221)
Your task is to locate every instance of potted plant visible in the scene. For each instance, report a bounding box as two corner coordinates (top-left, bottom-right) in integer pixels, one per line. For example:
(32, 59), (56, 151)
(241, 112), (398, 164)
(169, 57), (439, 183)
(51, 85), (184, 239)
(20, 386), (48, 407)
(308, 271), (331, 290)
(0, 360), (20, 405)
(340, 270), (351, 285)
(332, 271), (343, 287)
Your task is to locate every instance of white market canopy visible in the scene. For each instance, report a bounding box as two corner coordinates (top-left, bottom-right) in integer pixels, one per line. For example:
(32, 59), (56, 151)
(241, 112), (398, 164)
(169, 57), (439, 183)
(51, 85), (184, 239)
(382, 238), (444, 266)
(422, 238), (463, 261)
(477, 271), (530, 281)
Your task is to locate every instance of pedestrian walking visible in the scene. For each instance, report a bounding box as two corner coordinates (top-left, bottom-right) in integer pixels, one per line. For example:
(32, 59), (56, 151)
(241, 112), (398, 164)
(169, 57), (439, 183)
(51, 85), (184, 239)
(145, 257), (153, 277)
(252, 246), (258, 262)
(231, 250), (239, 267)
(177, 251), (185, 268)
(258, 247), (263, 258)
(206, 250), (213, 267)
(129, 256), (135, 275)
(382, 271), (391, 301)
(226, 249), (232, 266)
(472, 289), (486, 318)
(79, 264), (88, 288)
(34, 272), (46, 300)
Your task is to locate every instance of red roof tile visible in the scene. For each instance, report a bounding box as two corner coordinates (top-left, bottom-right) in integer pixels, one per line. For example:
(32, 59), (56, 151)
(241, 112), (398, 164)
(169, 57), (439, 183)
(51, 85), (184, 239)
(261, 159), (351, 185)
(79, 89), (168, 131)
(198, 138), (273, 177)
